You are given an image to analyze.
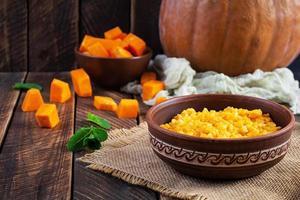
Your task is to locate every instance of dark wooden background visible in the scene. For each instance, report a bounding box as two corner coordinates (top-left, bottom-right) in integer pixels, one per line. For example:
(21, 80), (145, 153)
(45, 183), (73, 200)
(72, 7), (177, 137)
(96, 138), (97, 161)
(0, 0), (299, 78)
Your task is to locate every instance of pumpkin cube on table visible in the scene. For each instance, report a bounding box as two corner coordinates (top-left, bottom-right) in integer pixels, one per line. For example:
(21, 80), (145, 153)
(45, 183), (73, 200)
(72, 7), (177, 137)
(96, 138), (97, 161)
(35, 104), (60, 128)
(142, 80), (165, 101)
(22, 88), (44, 112)
(94, 96), (118, 112)
(117, 99), (139, 119)
(70, 68), (92, 97)
(140, 72), (157, 85)
(50, 79), (72, 103)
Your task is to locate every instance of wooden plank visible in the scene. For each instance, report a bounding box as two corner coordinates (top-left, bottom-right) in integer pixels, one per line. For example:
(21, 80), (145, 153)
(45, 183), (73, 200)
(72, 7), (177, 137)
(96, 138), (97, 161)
(132, 0), (162, 56)
(28, 0), (78, 71)
(0, 72), (26, 148)
(73, 89), (157, 200)
(0, 72), (74, 199)
(135, 95), (150, 124)
(74, 163), (157, 200)
(0, 0), (27, 71)
(80, 0), (131, 38)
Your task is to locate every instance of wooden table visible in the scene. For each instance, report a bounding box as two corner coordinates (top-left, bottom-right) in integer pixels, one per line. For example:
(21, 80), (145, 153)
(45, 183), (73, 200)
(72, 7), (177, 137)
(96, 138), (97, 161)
(1, 72), (299, 200)
(0, 72), (159, 200)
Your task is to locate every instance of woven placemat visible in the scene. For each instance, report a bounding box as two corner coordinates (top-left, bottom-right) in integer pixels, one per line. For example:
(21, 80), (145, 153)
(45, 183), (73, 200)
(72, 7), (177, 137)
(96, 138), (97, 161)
(78, 122), (300, 200)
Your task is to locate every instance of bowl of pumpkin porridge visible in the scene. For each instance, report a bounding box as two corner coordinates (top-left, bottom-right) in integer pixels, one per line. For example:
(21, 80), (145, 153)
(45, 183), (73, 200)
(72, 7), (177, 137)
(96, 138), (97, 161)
(146, 94), (295, 179)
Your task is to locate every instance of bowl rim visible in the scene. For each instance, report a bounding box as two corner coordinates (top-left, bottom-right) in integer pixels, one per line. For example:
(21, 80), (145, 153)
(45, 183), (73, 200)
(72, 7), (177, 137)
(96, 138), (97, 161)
(74, 46), (153, 60)
(146, 94), (295, 143)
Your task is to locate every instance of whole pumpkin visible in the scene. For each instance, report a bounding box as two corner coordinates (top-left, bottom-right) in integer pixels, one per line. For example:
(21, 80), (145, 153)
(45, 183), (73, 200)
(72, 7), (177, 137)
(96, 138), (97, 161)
(159, 0), (300, 75)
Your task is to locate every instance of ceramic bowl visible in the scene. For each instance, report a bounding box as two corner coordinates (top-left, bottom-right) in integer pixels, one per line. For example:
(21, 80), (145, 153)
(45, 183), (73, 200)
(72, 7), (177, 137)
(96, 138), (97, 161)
(74, 47), (152, 88)
(146, 94), (295, 179)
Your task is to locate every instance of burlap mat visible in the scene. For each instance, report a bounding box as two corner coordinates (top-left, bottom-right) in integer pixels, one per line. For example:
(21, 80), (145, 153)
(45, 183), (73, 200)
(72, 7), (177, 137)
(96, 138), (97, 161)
(78, 122), (300, 200)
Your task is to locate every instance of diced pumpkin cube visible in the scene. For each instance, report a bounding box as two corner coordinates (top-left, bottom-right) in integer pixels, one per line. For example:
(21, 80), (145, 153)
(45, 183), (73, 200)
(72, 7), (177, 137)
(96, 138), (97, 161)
(142, 80), (165, 101)
(120, 33), (137, 49)
(98, 39), (120, 52)
(114, 38), (122, 43)
(110, 46), (133, 58)
(50, 78), (72, 103)
(128, 37), (146, 56)
(104, 26), (123, 40)
(117, 33), (127, 40)
(87, 42), (109, 57)
(82, 51), (91, 56)
(140, 72), (157, 85)
(79, 35), (102, 52)
(155, 97), (167, 105)
(117, 99), (139, 119)
(121, 33), (146, 56)
(22, 88), (44, 112)
(94, 96), (118, 112)
(35, 104), (60, 128)
(70, 68), (92, 97)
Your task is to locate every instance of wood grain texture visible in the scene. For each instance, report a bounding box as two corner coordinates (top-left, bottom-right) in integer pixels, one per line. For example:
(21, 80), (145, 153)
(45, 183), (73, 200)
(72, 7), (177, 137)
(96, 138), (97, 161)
(132, 0), (162, 55)
(159, 195), (180, 200)
(0, 72), (26, 148)
(74, 88), (157, 200)
(74, 163), (157, 200)
(0, 72), (74, 199)
(28, 0), (78, 71)
(0, 0), (27, 71)
(135, 95), (150, 124)
(80, 0), (131, 39)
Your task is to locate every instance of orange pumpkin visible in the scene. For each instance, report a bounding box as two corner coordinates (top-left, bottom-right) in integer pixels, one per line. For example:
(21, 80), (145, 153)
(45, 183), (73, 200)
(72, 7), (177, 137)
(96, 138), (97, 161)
(159, 0), (300, 76)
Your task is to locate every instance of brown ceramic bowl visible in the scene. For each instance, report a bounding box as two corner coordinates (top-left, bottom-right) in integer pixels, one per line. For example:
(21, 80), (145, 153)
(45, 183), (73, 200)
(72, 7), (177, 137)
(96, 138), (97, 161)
(146, 94), (295, 179)
(74, 47), (152, 88)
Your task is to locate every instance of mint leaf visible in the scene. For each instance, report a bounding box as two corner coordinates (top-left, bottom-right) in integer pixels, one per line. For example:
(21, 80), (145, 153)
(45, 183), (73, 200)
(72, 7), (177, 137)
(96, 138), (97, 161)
(67, 113), (111, 152)
(92, 127), (108, 142)
(87, 112), (111, 129)
(67, 127), (92, 152)
(83, 134), (101, 150)
(13, 82), (43, 91)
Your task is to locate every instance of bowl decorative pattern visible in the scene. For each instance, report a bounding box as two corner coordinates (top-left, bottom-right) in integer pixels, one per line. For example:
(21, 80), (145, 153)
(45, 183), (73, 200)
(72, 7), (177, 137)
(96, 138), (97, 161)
(149, 133), (290, 167)
(146, 94), (295, 179)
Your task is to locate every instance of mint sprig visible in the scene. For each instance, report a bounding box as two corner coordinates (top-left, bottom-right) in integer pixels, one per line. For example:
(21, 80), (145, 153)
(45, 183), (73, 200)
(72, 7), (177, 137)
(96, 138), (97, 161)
(67, 127), (92, 152)
(67, 113), (111, 152)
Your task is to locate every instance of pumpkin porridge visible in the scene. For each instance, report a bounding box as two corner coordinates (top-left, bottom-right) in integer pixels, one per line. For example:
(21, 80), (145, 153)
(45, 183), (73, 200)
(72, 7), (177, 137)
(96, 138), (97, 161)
(160, 107), (280, 139)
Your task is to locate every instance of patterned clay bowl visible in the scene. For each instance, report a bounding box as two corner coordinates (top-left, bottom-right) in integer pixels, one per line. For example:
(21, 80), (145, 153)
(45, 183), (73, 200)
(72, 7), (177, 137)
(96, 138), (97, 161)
(146, 94), (295, 179)
(75, 47), (152, 88)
